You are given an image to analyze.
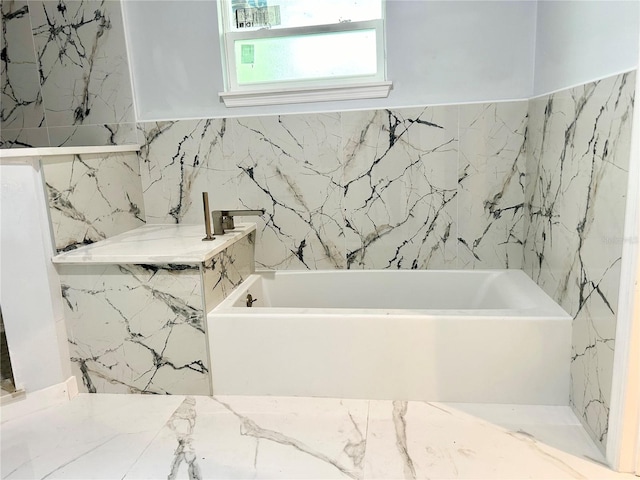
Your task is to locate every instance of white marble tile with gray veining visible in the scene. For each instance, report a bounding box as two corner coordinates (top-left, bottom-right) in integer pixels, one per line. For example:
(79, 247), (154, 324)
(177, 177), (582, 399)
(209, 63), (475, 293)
(363, 401), (621, 479)
(1, 1), (45, 132)
(29, 0), (134, 128)
(342, 107), (458, 269)
(523, 71), (636, 450)
(138, 119), (237, 224)
(137, 105), (536, 270)
(202, 231), (255, 313)
(229, 113), (345, 269)
(0, 394), (187, 480)
(165, 396), (202, 479)
(457, 101), (528, 269)
(3, 395), (631, 480)
(42, 152), (146, 252)
(124, 395), (369, 479)
(0, 126), (49, 148)
(58, 263), (210, 395)
(48, 122), (139, 147)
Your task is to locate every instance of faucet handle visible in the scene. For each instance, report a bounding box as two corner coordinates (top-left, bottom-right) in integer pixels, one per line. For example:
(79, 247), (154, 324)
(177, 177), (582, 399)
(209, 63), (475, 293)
(212, 210), (225, 235)
(222, 215), (235, 231)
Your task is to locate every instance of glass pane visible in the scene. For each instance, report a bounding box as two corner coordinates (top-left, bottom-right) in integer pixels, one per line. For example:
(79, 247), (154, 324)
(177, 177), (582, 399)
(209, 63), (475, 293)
(229, 0), (382, 30)
(234, 29), (378, 85)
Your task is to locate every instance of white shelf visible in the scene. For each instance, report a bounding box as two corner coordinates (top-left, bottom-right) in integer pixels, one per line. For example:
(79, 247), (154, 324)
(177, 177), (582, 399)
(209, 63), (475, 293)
(52, 223), (256, 265)
(0, 144), (140, 160)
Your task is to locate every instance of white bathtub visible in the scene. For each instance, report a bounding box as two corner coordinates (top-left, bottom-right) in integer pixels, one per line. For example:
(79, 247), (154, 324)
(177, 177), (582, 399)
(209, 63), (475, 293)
(207, 270), (571, 404)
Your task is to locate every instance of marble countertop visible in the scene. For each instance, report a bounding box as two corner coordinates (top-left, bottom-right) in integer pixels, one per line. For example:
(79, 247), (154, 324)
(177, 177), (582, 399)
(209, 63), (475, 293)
(52, 223), (255, 265)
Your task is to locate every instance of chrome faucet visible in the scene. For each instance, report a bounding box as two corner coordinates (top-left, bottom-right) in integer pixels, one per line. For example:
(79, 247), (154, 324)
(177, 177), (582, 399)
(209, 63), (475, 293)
(212, 209), (265, 235)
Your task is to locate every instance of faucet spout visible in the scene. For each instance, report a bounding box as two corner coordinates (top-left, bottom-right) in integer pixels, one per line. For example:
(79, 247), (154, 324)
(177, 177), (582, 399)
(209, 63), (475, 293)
(223, 209), (265, 217)
(212, 208), (265, 235)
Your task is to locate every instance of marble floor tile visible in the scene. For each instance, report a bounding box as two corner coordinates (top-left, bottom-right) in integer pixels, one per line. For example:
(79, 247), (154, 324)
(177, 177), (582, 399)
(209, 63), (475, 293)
(363, 401), (632, 479)
(1, 394), (185, 479)
(432, 403), (611, 467)
(0, 393), (633, 480)
(124, 395), (369, 479)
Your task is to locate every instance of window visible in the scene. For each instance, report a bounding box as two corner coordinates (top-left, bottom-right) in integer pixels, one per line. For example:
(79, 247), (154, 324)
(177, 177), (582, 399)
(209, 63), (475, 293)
(218, 0), (391, 107)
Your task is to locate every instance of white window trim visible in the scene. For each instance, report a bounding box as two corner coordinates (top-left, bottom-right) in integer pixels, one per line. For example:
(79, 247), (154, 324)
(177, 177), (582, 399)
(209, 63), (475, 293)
(219, 80), (392, 107)
(218, 13), (392, 107)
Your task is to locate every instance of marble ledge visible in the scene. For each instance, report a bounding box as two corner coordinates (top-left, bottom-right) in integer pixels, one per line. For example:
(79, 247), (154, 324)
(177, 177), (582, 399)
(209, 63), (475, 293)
(0, 144), (140, 162)
(52, 223), (256, 265)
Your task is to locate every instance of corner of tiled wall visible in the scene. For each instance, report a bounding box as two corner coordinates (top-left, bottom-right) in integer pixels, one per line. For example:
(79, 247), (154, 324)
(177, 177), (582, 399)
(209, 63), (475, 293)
(42, 152), (146, 252)
(523, 70), (636, 450)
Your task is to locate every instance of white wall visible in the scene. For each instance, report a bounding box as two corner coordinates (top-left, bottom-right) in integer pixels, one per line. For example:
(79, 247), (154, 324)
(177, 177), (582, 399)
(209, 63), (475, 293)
(0, 159), (72, 392)
(123, 0), (537, 120)
(123, 0), (222, 121)
(606, 22), (640, 472)
(385, 1), (536, 105)
(534, 1), (639, 96)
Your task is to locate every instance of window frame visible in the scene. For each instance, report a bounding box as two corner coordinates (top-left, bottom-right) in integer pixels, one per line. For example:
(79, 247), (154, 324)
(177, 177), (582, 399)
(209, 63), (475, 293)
(217, 1), (392, 107)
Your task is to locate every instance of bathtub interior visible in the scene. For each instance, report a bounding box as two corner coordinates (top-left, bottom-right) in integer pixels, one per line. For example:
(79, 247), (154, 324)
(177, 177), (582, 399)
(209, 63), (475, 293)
(214, 269), (568, 316)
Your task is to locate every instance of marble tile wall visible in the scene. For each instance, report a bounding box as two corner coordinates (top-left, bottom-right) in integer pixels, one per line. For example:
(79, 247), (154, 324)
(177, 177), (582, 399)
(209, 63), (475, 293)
(202, 231), (256, 313)
(1, 0), (136, 148)
(458, 103), (528, 269)
(1, 1), (46, 145)
(343, 107), (459, 269)
(137, 119), (235, 225)
(524, 71), (636, 450)
(230, 113), (346, 269)
(41, 152), (146, 252)
(58, 263), (211, 395)
(139, 103), (529, 270)
(58, 234), (255, 395)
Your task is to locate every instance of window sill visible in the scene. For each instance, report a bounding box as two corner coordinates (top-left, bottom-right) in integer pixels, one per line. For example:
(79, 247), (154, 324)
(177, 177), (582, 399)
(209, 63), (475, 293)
(219, 81), (392, 107)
